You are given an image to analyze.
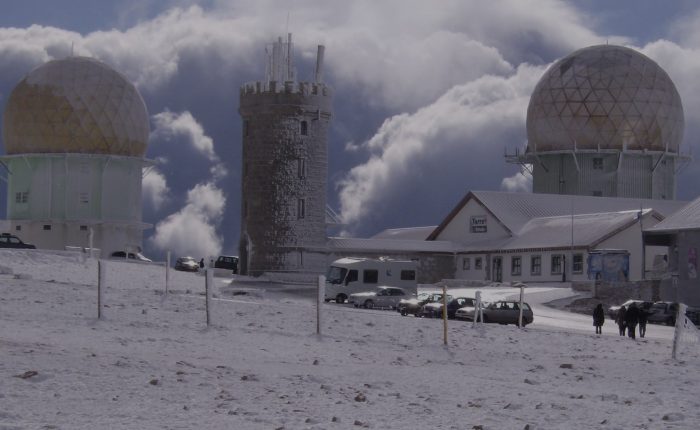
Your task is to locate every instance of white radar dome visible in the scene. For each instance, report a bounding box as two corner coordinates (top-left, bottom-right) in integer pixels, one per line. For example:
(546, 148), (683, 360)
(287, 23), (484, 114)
(526, 45), (684, 153)
(2, 56), (149, 157)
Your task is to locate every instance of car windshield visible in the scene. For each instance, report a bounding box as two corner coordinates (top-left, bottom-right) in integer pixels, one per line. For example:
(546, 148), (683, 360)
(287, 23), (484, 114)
(416, 293), (430, 301)
(326, 266), (347, 284)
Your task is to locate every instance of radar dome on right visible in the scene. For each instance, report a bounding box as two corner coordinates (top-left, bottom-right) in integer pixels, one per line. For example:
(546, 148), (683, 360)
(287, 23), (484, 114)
(526, 45), (684, 153)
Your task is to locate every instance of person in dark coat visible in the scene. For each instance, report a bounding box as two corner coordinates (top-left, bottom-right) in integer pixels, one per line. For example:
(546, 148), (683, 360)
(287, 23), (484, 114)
(199, 258), (205, 269)
(625, 303), (640, 339)
(638, 304), (649, 338)
(616, 306), (627, 336)
(593, 303), (605, 334)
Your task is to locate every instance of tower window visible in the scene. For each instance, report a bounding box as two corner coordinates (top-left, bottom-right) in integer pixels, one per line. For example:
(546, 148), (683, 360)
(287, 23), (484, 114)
(297, 198), (305, 219)
(298, 158), (306, 179)
(593, 158), (603, 170)
(300, 120), (308, 136)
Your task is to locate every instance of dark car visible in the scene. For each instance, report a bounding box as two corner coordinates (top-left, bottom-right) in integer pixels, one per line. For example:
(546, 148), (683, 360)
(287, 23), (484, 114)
(214, 255), (239, 273)
(646, 301), (678, 325)
(397, 292), (449, 317)
(418, 297), (476, 319)
(175, 256), (199, 272)
(607, 300), (653, 320)
(456, 300), (534, 326)
(0, 233), (36, 249)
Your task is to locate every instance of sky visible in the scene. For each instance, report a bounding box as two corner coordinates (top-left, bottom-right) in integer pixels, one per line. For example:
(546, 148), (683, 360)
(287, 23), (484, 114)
(3, 0), (700, 260)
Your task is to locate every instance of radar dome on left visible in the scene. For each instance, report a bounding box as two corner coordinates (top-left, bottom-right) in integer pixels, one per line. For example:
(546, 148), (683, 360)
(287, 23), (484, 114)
(2, 56), (149, 157)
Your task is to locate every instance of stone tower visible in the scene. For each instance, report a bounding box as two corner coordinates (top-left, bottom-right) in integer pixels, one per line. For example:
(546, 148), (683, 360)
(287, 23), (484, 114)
(239, 35), (332, 276)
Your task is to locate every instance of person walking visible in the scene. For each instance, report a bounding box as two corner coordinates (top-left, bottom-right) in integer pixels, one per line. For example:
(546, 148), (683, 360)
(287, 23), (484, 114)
(638, 304), (649, 338)
(593, 303), (605, 335)
(616, 305), (627, 336)
(199, 258), (205, 269)
(626, 302), (640, 339)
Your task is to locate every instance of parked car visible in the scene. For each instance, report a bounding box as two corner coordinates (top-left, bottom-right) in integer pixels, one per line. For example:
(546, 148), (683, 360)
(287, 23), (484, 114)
(455, 300), (534, 326)
(685, 307), (700, 326)
(214, 255), (239, 273)
(397, 292), (449, 316)
(111, 251), (152, 262)
(607, 300), (652, 320)
(0, 233), (36, 249)
(455, 302), (488, 321)
(348, 286), (409, 309)
(418, 297), (476, 319)
(175, 256), (199, 272)
(646, 301), (678, 325)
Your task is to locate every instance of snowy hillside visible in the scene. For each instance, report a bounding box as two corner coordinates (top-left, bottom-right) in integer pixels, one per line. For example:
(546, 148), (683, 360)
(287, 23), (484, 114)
(1, 250), (699, 429)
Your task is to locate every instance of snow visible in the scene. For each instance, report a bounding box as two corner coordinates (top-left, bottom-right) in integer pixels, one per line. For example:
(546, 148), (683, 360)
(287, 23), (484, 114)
(1, 249), (699, 429)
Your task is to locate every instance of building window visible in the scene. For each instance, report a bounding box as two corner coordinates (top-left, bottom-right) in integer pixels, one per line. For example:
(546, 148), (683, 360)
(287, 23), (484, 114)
(300, 120), (308, 136)
(80, 225), (88, 231)
(400, 270), (416, 281)
(298, 158), (306, 179)
(573, 254), (583, 274)
(593, 158), (603, 170)
(79, 192), (89, 203)
(298, 250), (304, 267)
(15, 225), (21, 231)
(43, 225), (52, 231)
(15, 192), (28, 204)
(592, 191), (602, 197)
(297, 198), (305, 219)
(531, 255), (541, 276)
(511, 256), (522, 276)
(363, 269), (378, 283)
(462, 257), (471, 270)
(474, 257), (483, 270)
(551, 254), (563, 274)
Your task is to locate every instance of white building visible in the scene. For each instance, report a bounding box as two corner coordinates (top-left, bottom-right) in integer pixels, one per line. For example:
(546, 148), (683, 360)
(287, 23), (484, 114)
(1, 56), (151, 256)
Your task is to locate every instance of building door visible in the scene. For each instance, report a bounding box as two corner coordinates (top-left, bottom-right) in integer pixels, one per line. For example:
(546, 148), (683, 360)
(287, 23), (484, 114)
(493, 257), (503, 282)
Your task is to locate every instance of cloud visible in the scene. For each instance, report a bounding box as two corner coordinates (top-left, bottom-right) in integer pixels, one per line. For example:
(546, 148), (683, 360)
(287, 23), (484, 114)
(142, 168), (169, 211)
(501, 169), (533, 193)
(151, 110), (219, 163)
(149, 182), (225, 258)
(337, 64), (544, 232)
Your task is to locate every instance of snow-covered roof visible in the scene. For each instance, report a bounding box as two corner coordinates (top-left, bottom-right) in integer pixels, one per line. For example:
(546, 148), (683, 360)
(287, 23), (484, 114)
(328, 237), (457, 253)
(429, 191), (687, 239)
(500, 209), (655, 251)
(645, 196), (700, 233)
(371, 226), (436, 240)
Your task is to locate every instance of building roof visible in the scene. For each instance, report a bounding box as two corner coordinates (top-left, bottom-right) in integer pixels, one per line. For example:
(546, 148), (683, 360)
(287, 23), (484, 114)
(371, 226), (436, 240)
(328, 237), (457, 254)
(499, 209), (656, 251)
(645, 196), (700, 233)
(428, 190), (687, 239)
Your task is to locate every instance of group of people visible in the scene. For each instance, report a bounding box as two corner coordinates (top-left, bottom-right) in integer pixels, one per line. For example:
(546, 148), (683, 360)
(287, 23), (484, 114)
(592, 303), (648, 339)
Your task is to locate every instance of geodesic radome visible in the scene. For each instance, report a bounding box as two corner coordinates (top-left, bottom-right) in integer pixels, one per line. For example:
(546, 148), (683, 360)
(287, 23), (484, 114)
(526, 45), (684, 153)
(2, 56), (149, 157)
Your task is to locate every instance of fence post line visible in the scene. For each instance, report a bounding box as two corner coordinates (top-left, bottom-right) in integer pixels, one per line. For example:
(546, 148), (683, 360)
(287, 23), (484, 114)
(672, 303), (687, 360)
(97, 260), (104, 319)
(165, 251), (170, 295)
(473, 291), (482, 328)
(205, 267), (213, 327)
(442, 285), (448, 346)
(317, 275), (325, 336)
(518, 284), (525, 328)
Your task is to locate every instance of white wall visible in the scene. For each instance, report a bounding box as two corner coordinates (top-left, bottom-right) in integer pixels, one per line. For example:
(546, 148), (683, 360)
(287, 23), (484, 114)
(434, 198), (511, 244)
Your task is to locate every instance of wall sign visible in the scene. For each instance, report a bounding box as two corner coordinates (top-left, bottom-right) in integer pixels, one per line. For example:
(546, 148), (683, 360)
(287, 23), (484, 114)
(470, 215), (487, 233)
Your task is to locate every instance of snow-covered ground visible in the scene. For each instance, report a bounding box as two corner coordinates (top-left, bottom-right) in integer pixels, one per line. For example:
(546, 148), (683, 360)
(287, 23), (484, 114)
(1, 249), (699, 429)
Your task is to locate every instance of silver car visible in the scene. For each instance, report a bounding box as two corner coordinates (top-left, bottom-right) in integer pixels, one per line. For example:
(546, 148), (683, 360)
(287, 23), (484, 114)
(456, 300), (534, 326)
(348, 286), (409, 309)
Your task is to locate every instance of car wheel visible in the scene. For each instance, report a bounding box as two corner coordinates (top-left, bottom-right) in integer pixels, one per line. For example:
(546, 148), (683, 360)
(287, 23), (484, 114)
(364, 300), (374, 309)
(667, 317), (675, 326)
(482, 316), (489, 323)
(336, 294), (346, 304)
(400, 309), (407, 316)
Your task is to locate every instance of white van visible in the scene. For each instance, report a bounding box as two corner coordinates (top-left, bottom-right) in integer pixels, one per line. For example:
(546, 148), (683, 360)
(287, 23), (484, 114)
(324, 257), (418, 303)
